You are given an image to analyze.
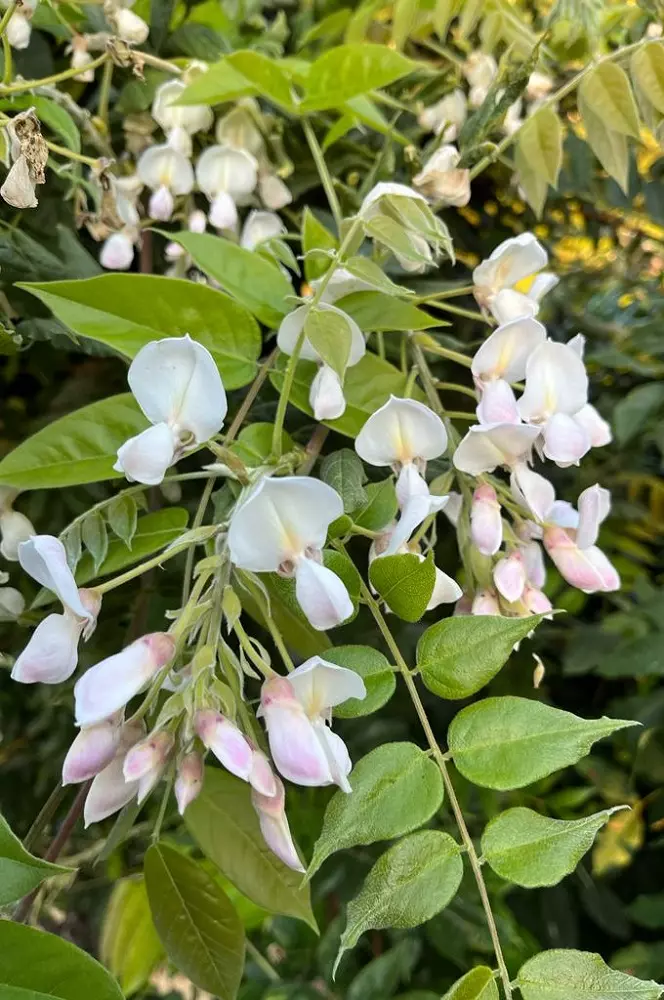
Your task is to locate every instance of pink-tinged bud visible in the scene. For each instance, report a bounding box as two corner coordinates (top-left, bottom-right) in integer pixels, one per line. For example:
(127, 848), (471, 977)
(74, 632), (175, 727)
(520, 539), (546, 588)
(543, 526), (620, 594)
(83, 723), (144, 827)
(471, 485), (502, 555)
(123, 730), (174, 782)
(472, 590), (501, 616)
(175, 752), (204, 815)
(195, 710), (253, 781)
(523, 586), (553, 616)
(252, 777), (305, 873)
(250, 750), (278, 798)
(12, 610), (82, 685)
(78, 588), (102, 640)
(454, 593), (473, 616)
(309, 365), (346, 421)
(149, 185), (174, 221)
(100, 232), (135, 271)
(493, 551), (526, 603)
(62, 716), (121, 785)
(260, 677), (333, 788)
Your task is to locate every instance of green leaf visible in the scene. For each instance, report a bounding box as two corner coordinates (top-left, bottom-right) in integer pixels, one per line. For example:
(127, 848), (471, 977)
(481, 806), (621, 888)
(442, 967), (499, 1000)
(338, 290), (440, 331)
(231, 423), (294, 467)
(0, 393), (146, 490)
(82, 510), (108, 572)
(448, 697), (637, 791)
(516, 949), (663, 1000)
(363, 216), (434, 268)
(163, 232), (293, 327)
(21, 274), (261, 390)
(144, 842), (245, 998)
(308, 742), (444, 877)
(336, 830), (462, 969)
(324, 645), (396, 718)
(107, 495), (138, 548)
(100, 876), (164, 996)
(176, 59), (256, 105)
(391, 0), (421, 50)
(0, 922), (123, 999)
(75, 508), (189, 587)
(0, 95), (80, 151)
(223, 50), (295, 111)
(344, 256), (416, 297)
(270, 351), (424, 439)
(354, 478), (398, 531)
(517, 107), (563, 187)
(369, 553), (436, 622)
(185, 767), (316, 929)
(302, 207), (338, 282)
(579, 63), (641, 138)
(627, 894), (664, 930)
(304, 305), (352, 377)
(613, 383), (664, 444)
(299, 8), (352, 46)
(0, 812), (71, 906)
(579, 95), (629, 193)
(320, 449), (367, 513)
(631, 42), (664, 115)
(417, 615), (546, 700)
(301, 43), (417, 111)
(515, 140), (549, 218)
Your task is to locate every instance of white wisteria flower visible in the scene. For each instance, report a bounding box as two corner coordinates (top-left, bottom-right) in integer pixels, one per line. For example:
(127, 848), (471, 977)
(114, 335), (227, 486)
(240, 209), (285, 251)
(152, 80), (213, 144)
(195, 145), (258, 230)
(473, 234), (558, 321)
(471, 315), (546, 424)
(12, 535), (100, 684)
(541, 483), (618, 594)
(136, 141), (194, 221)
(413, 145), (471, 206)
(260, 657), (366, 792)
(228, 475), (353, 631)
(418, 89), (467, 140)
(518, 340), (590, 466)
(355, 396), (449, 555)
(277, 303), (365, 420)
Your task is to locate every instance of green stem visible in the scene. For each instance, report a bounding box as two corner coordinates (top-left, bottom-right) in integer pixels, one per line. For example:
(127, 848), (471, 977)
(225, 347), (278, 445)
(426, 300), (490, 323)
(246, 939), (280, 982)
(2, 29), (11, 87)
(97, 56), (113, 127)
(46, 139), (100, 167)
(233, 618), (275, 678)
(22, 782), (67, 852)
(302, 117), (343, 234)
(238, 571), (295, 672)
(96, 532), (215, 595)
(0, 51), (108, 94)
(414, 337), (473, 368)
(435, 381), (477, 399)
(468, 38), (649, 181)
(354, 568), (513, 1000)
(416, 284), (475, 302)
(180, 476), (215, 607)
(0, 1), (18, 37)
(151, 772), (173, 844)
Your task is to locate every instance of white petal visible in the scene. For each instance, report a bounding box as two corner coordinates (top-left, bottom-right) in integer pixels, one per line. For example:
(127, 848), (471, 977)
(314, 723), (352, 792)
(294, 557), (353, 631)
(542, 412), (590, 466)
(194, 709), (252, 780)
(518, 341), (589, 421)
(355, 396), (447, 467)
(249, 751), (278, 797)
(0, 508), (35, 561)
(100, 232), (135, 271)
(228, 476), (343, 572)
(74, 632), (174, 727)
(384, 493), (447, 555)
(62, 718), (121, 784)
(209, 190), (238, 230)
(493, 552), (526, 603)
(520, 540), (546, 588)
(195, 145), (258, 201)
(576, 484), (611, 550)
(309, 365), (346, 420)
(127, 335), (228, 441)
(470, 484), (502, 555)
(427, 567), (463, 609)
(259, 174), (292, 210)
(137, 144), (194, 194)
(395, 462), (430, 507)
(253, 779), (304, 871)
(510, 463), (555, 522)
(529, 272), (559, 301)
(152, 80), (213, 135)
(175, 752), (204, 815)
(567, 333), (586, 358)
(241, 209), (285, 250)
(473, 233), (548, 298)
(123, 731), (174, 781)
(359, 181), (426, 219)
(114, 423), (178, 486)
(6, 12), (31, 48)
(574, 403), (612, 447)
(472, 317), (546, 382)
(261, 676), (333, 786)
(476, 379), (520, 425)
(1, 154), (37, 208)
(18, 535), (91, 620)
(453, 423), (540, 475)
(288, 656), (366, 714)
(311, 267), (374, 304)
(84, 756), (139, 826)
(472, 590), (501, 615)
(115, 7), (149, 43)
(11, 611), (81, 684)
(488, 289), (539, 324)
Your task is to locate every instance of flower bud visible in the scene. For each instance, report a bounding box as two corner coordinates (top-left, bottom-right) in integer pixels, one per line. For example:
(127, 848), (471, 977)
(208, 190), (237, 230)
(83, 722), (144, 826)
(523, 586), (553, 616)
(0, 586), (24, 621)
(6, 11), (31, 49)
(259, 173), (292, 210)
(543, 526), (620, 594)
(100, 231), (135, 271)
(309, 364), (346, 421)
(194, 709), (253, 781)
(470, 484), (502, 556)
(532, 654), (546, 689)
(252, 777), (304, 872)
(115, 7), (149, 44)
(471, 590), (501, 616)
(70, 36), (94, 82)
(123, 730), (174, 782)
(62, 716), (121, 784)
(0, 507), (34, 561)
(149, 185), (175, 222)
(249, 750), (278, 798)
(413, 145), (470, 206)
(175, 751), (204, 815)
(493, 551), (526, 603)
(188, 209), (207, 233)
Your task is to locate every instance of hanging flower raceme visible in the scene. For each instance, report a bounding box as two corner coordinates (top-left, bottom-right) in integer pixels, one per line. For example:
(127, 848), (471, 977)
(152, 79), (213, 158)
(12, 535), (101, 685)
(473, 233), (558, 322)
(277, 303), (365, 421)
(136, 140), (194, 221)
(355, 396), (449, 555)
(413, 145), (471, 206)
(418, 88), (467, 140)
(114, 335), (227, 486)
(543, 484), (619, 593)
(0, 487), (35, 561)
(260, 657), (366, 792)
(227, 475), (353, 631)
(518, 340), (590, 466)
(195, 145), (258, 230)
(74, 632), (175, 727)
(471, 315), (546, 425)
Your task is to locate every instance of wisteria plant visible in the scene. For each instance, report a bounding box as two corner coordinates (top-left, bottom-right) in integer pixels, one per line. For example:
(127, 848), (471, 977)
(0, 1), (663, 999)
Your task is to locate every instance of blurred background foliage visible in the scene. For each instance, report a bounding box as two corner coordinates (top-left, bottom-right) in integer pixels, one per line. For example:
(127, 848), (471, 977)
(1, 0), (664, 996)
